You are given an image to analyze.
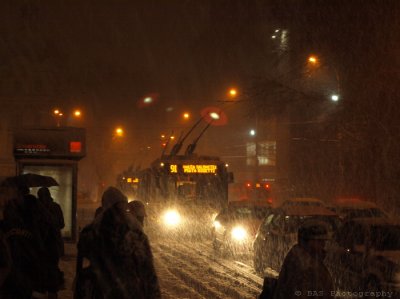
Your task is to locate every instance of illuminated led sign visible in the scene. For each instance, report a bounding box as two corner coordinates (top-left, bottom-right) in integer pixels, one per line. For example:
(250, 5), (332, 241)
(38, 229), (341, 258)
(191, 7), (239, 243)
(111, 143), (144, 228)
(169, 164), (217, 174)
(127, 177), (139, 183)
(13, 127), (86, 160)
(15, 144), (50, 154)
(69, 141), (82, 153)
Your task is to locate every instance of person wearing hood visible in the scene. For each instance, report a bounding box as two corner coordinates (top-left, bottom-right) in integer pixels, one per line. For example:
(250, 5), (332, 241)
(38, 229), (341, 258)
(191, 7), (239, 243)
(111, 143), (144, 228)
(272, 221), (335, 299)
(75, 186), (161, 299)
(128, 200), (147, 228)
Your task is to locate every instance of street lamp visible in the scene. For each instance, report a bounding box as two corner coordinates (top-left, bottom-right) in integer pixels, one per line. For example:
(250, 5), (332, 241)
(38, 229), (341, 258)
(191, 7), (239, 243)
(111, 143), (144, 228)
(249, 129), (256, 136)
(308, 55), (319, 65)
(209, 112), (220, 120)
(143, 97), (153, 104)
(306, 54), (341, 101)
(228, 88), (238, 98)
(330, 94), (340, 102)
(53, 109), (63, 127)
(73, 109), (82, 118)
(114, 127), (124, 137)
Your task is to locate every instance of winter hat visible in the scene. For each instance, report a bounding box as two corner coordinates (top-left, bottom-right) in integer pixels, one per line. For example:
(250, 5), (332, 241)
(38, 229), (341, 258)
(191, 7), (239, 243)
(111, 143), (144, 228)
(101, 186), (127, 210)
(298, 221), (331, 241)
(128, 200), (147, 217)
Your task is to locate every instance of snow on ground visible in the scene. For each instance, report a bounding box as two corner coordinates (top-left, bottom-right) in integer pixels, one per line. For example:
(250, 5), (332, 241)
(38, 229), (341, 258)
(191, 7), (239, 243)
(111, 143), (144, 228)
(56, 203), (268, 298)
(56, 204), (361, 299)
(58, 233), (265, 299)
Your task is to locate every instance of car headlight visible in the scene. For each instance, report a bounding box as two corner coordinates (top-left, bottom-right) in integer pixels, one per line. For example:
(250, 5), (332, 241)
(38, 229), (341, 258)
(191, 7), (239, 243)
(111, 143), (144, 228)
(163, 209), (181, 227)
(213, 220), (222, 229)
(231, 225), (248, 241)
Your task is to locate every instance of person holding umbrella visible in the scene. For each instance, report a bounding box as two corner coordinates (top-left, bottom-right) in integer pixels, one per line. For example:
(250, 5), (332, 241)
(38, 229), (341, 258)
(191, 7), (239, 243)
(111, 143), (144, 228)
(1, 174), (61, 299)
(2, 181), (47, 299)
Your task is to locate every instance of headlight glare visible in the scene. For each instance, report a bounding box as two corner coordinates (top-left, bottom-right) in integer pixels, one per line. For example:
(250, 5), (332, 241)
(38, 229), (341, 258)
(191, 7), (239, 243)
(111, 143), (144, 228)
(163, 209), (181, 227)
(231, 226), (247, 241)
(214, 221), (222, 229)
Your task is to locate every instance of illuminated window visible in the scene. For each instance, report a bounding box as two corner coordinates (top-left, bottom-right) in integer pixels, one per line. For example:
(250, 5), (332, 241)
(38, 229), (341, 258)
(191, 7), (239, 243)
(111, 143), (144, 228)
(246, 141), (276, 166)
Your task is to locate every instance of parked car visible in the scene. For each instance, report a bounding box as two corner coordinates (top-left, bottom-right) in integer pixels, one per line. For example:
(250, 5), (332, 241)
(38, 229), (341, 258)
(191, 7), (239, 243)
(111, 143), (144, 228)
(252, 205), (340, 274)
(327, 198), (388, 221)
(279, 197), (326, 208)
(325, 217), (400, 296)
(212, 200), (272, 256)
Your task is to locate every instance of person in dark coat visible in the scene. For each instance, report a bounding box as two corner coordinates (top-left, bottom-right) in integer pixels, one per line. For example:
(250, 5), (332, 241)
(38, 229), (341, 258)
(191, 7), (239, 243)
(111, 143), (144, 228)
(37, 187), (65, 298)
(75, 186), (161, 299)
(127, 200), (147, 227)
(2, 184), (48, 299)
(37, 187), (65, 256)
(0, 225), (12, 298)
(273, 221), (335, 299)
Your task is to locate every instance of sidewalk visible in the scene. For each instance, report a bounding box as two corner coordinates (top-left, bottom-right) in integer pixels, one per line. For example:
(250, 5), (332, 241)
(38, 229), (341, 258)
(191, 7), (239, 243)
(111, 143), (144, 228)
(58, 242), (78, 299)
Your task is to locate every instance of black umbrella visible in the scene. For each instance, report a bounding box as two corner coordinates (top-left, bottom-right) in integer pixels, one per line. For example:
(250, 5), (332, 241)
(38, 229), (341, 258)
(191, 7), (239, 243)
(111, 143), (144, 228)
(2, 173), (59, 188)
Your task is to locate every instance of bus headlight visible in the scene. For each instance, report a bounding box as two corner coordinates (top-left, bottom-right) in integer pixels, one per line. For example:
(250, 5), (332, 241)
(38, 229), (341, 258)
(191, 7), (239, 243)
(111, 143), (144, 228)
(231, 225), (247, 241)
(163, 209), (181, 227)
(213, 220), (222, 229)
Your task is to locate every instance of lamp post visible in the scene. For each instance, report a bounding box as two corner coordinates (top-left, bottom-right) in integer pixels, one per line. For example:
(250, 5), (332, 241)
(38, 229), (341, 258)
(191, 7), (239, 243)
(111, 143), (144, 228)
(114, 127), (124, 138)
(53, 109), (63, 127)
(306, 54), (341, 102)
(228, 88), (238, 98)
(73, 109), (82, 118)
(305, 53), (344, 195)
(52, 108), (84, 127)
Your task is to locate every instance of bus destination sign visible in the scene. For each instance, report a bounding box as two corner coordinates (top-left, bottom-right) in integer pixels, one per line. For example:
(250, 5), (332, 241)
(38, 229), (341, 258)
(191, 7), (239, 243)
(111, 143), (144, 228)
(169, 164), (217, 174)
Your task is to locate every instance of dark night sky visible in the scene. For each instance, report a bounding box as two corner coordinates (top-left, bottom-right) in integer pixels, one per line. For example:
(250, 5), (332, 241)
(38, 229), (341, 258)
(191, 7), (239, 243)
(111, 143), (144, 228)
(0, 1), (276, 139)
(2, 1), (399, 158)
(0, 0), (282, 160)
(0, 1), (265, 99)
(2, 0), (400, 196)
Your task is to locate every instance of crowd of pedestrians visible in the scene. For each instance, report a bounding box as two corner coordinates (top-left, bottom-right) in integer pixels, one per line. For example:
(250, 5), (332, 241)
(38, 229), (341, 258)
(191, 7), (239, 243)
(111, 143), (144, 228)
(1, 180), (337, 299)
(74, 186), (161, 299)
(0, 182), (65, 299)
(0, 182), (161, 299)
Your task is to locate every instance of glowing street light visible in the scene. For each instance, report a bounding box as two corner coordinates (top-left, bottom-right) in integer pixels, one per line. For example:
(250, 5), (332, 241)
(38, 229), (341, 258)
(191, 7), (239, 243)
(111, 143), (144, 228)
(306, 54), (342, 100)
(73, 109), (82, 118)
(115, 127), (124, 137)
(209, 112), (220, 120)
(183, 112), (190, 120)
(228, 88), (238, 98)
(308, 55), (318, 65)
(143, 97), (153, 104)
(249, 129), (256, 136)
(331, 94), (340, 102)
(52, 109), (63, 127)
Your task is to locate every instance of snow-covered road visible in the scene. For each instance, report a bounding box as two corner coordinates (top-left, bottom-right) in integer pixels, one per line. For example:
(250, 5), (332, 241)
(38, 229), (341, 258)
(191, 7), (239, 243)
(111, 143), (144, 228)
(153, 236), (264, 299)
(58, 234), (268, 299)
(56, 203), (273, 298)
